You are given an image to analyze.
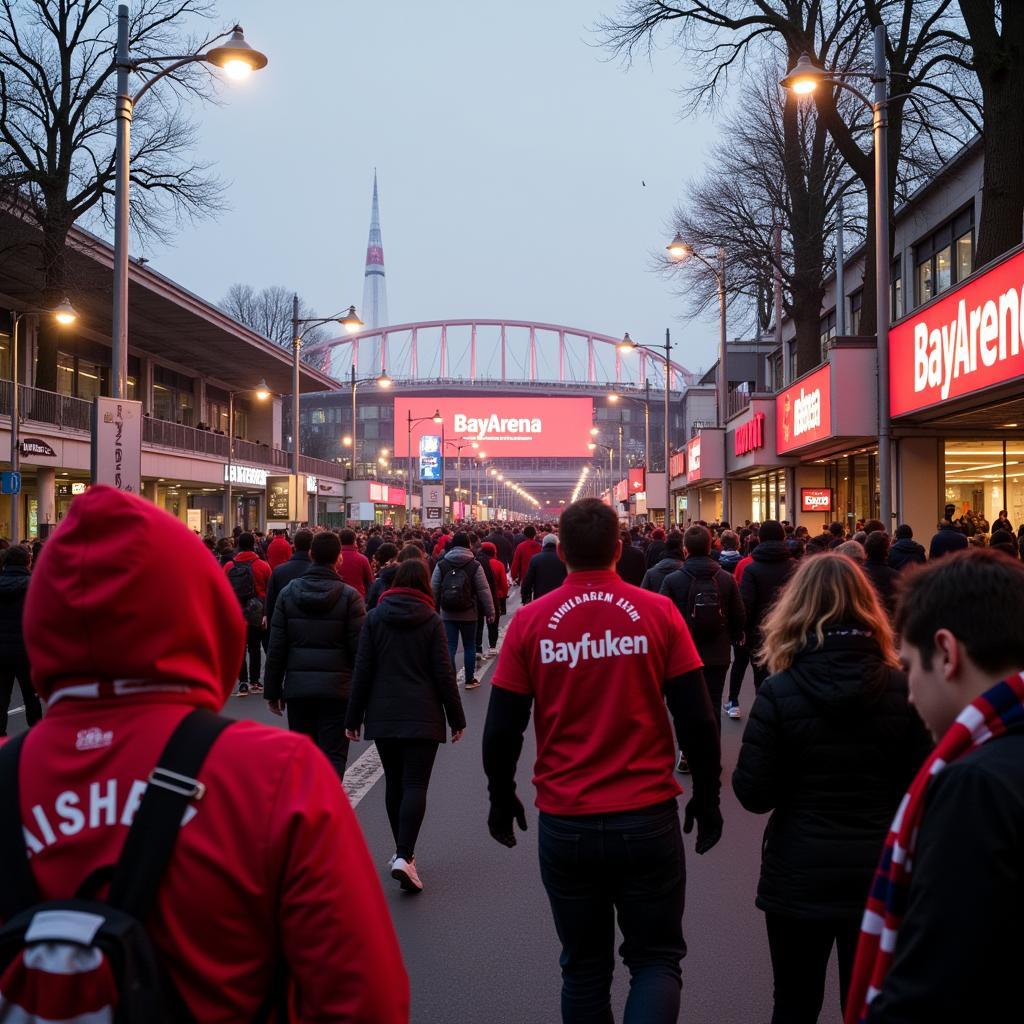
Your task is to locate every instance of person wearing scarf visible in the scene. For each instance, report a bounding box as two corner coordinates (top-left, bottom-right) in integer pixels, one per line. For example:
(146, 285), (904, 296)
(345, 558), (466, 894)
(848, 548), (1024, 1023)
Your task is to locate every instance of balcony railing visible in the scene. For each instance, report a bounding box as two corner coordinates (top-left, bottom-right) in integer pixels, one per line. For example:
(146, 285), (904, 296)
(0, 381), (93, 433)
(727, 389), (752, 418)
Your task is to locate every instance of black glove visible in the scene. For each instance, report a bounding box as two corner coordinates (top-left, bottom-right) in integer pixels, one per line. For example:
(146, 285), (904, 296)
(488, 795), (528, 848)
(683, 797), (723, 855)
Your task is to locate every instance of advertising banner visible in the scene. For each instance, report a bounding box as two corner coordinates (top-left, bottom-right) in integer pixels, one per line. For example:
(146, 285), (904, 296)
(419, 434), (442, 481)
(801, 488), (832, 512)
(267, 476), (292, 520)
(91, 397), (142, 493)
(422, 483), (443, 526)
(890, 247), (1024, 417)
(628, 468), (646, 493)
(776, 364), (832, 455)
(395, 396), (595, 458)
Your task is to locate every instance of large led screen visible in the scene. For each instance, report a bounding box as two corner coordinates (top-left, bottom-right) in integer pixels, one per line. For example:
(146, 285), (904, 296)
(394, 397), (595, 458)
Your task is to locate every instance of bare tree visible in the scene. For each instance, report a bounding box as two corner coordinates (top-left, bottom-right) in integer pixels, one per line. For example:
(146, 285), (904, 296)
(599, 0), (974, 336)
(665, 64), (859, 374)
(0, 0), (228, 391)
(219, 284), (328, 356)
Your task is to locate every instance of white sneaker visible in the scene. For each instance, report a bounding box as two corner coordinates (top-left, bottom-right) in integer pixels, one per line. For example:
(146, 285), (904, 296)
(391, 857), (423, 893)
(724, 700), (742, 720)
(387, 853), (397, 871)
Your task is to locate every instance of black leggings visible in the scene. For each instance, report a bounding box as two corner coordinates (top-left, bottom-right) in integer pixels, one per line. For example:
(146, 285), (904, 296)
(0, 657), (42, 736)
(375, 738), (440, 861)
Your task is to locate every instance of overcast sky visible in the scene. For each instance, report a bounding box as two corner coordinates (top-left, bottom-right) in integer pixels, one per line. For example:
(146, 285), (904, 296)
(148, 0), (721, 376)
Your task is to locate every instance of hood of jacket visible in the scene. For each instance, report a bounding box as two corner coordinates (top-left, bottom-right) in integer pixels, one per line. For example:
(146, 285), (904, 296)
(752, 540), (791, 564)
(440, 546), (476, 567)
(24, 486), (244, 709)
(0, 566), (30, 603)
(891, 538), (924, 556)
(653, 557), (685, 574)
(681, 554), (719, 578)
(376, 588), (437, 628)
(786, 628), (892, 712)
(376, 562), (400, 586)
(289, 564), (348, 613)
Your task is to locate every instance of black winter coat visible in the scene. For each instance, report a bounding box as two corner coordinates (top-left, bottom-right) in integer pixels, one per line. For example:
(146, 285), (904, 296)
(521, 548), (567, 603)
(0, 566), (30, 662)
(660, 556), (744, 666)
(928, 524), (969, 560)
(615, 544), (646, 587)
(366, 563), (400, 610)
(739, 541), (794, 652)
(488, 531), (514, 567)
(264, 565), (366, 702)
(345, 590), (465, 742)
(863, 558), (900, 616)
(645, 541), (667, 570)
(887, 537), (926, 572)
(265, 551), (312, 625)
(641, 557), (684, 593)
(733, 629), (932, 920)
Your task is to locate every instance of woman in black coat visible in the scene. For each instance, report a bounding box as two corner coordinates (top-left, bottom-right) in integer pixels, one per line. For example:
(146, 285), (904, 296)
(733, 553), (932, 1024)
(346, 559), (466, 894)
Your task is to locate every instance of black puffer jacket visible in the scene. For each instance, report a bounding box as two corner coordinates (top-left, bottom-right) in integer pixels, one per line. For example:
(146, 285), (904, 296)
(366, 562), (400, 610)
(739, 541), (794, 652)
(615, 544), (646, 587)
(887, 537), (926, 572)
(264, 565), (366, 701)
(661, 556), (745, 666)
(0, 566), (30, 662)
(521, 548), (567, 603)
(733, 629), (932, 920)
(863, 558), (900, 616)
(346, 590), (465, 742)
(640, 556), (684, 593)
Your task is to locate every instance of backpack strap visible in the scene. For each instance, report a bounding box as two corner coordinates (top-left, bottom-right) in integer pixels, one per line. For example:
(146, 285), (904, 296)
(108, 709), (233, 921)
(0, 732), (40, 921)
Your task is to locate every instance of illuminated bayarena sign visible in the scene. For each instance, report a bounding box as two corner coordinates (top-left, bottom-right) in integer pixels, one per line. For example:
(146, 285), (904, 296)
(394, 397), (595, 457)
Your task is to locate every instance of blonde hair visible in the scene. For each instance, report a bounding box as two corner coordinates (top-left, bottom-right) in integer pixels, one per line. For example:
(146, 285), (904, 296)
(757, 553), (898, 675)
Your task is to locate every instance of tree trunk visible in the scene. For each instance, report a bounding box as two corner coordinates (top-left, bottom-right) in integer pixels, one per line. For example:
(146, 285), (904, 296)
(35, 218), (73, 394)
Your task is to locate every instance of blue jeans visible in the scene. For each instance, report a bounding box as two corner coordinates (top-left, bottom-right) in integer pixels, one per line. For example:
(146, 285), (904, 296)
(538, 800), (686, 1024)
(444, 619), (477, 681)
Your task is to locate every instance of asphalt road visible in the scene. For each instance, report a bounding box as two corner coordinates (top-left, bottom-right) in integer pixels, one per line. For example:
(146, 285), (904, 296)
(10, 591), (844, 1023)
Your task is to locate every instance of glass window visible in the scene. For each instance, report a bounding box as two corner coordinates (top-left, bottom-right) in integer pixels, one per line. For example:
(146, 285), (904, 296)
(849, 290), (863, 335)
(913, 206), (975, 308)
(891, 256), (904, 322)
(956, 231), (973, 283)
(935, 245), (952, 293)
(819, 309), (837, 361)
(917, 258), (933, 305)
(57, 353), (75, 397)
(312, 409), (325, 425)
(944, 439), (1024, 530)
(76, 359), (102, 402)
(0, 331), (10, 381)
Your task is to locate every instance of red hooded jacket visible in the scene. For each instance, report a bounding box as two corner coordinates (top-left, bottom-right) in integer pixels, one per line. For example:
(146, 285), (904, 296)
(266, 535), (293, 569)
(12, 487), (409, 1022)
(510, 538), (541, 583)
(223, 549), (272, 600)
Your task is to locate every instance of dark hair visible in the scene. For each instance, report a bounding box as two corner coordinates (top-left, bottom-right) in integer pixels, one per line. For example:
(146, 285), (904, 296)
(864, 531), (890, 562)
(759, 520), (785, 543)
(293, 529), (314, 552)
(558, 498), (619, 570)
(398, 542), (426, 561)
(392, 558), (432, 596)
(828, 521), (845, 538)
(720, 530), (739, 551)
(339, 529), (356, 546)
(665, 530), (684, 554)
(311, 532), (342, 566)
(864, 519), (886, 535)
(523, 525), (536, 539)
(683, 525), (711, 557)
(452, 532), (470, 548)
(896, 549), (1024, 672)
(894, 523), (914, 540)
(237, 532), (255, 552)
(374, 542), (398, 565)
(4, 545), (30, 569)
(990, 530), (1018, 557)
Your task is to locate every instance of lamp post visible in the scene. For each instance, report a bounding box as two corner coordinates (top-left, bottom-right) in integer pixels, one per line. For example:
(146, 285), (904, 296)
(781, 31), (900, 526)
(112, 10), (267, 400)
(406, 408), (443, 523)
(662, 241), (726, 521)
(614, 327), (679, 528)
(291, 299), (365, 521)
(7, 301), (78, 541)
(445, 437), (476, 500)
(225, 378), (271, 534)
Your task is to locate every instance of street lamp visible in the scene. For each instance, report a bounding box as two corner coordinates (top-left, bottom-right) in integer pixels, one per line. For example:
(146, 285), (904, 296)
(111, 7), (267, 400)
(406, 409), (443, 522)
(662, 238), (728, 521)
(781, 29), (899, 526)
(7, 302), (79, 541)
(608, 383), (651, 489)
(224, 380), (272, 535)
(445, 437), (477, 499)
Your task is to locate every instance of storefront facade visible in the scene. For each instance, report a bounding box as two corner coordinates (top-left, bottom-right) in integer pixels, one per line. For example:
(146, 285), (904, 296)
(725, 399), (797, 525)
(683, 429), (724, 523)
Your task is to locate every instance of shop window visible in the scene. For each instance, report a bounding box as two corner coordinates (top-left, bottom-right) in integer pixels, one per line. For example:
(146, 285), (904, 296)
(57, 352), (75, 396)
(849, 290), (863, 335)
(914, 206), (974, 307)
(819, 309), (837, 361)
(153, 364), (196, 426)
(312, 409), (326, 425)
(944, 439), (1024, 529)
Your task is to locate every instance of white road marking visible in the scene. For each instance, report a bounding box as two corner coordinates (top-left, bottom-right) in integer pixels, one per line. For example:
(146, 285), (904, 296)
(9, 706), (24, 716)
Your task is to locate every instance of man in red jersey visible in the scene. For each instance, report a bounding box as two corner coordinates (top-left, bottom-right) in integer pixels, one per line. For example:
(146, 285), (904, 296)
(483, 498), (722, 1024)
(0, 487), (408, 1022)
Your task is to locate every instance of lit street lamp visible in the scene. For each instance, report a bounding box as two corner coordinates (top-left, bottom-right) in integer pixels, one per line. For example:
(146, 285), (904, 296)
(781, 30), (902, 526)
(111, 9), (267, 400)
(7, 301), (78, 540)
(224, 379), (271, 532)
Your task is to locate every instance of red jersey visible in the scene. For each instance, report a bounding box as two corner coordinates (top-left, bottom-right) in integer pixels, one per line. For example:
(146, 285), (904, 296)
(510, 539), (541, 582)
(492, 569), (702, 816)
(735, 554), (754, 584)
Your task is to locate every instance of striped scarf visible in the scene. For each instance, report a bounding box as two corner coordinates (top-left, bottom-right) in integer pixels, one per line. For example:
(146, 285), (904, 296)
(845, 671), (1024, 1024)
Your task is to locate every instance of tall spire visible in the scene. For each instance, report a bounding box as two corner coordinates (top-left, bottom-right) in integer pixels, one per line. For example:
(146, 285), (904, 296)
(360, 171), (389, 372)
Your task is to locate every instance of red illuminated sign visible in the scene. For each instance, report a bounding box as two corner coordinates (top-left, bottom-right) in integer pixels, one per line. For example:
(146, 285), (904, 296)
(777, 364), (832, 454)
(685, 435), (702, 484)
(369, 484), (405, 504)
(629, 468), (645, 492)
(615, 479), (628, 502)
(734, 412), (766, 456)
(801, 488), (832, 512)
(890, 247), (1024, 417)
(394, 397), (595, 458)
(669, 451), (686, 478)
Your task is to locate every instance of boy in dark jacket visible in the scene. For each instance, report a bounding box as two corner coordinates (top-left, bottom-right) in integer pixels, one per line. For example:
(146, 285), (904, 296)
(265, 531), (366, 778)
(852, 550), (1024, 1023)
(887, 523), (926, 571)
(641, 531), (685, 593)
(521, 534), (568, 603)
(740, 521), (794, 691)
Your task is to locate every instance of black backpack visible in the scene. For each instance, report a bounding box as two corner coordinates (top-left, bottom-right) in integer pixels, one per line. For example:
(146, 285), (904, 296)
(227, 561), (264, 627)
(0, 710), (242, 1023)
(439, 558), (476, 613)
(683, 568), (725, 640)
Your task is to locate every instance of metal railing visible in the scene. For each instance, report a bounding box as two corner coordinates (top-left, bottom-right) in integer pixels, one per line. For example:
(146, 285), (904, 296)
(727, 390), (752, 418)
(0, 381), (93, 433)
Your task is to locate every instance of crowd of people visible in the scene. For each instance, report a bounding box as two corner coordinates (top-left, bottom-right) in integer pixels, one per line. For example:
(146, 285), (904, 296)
(0, 495), (1021, 1022)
